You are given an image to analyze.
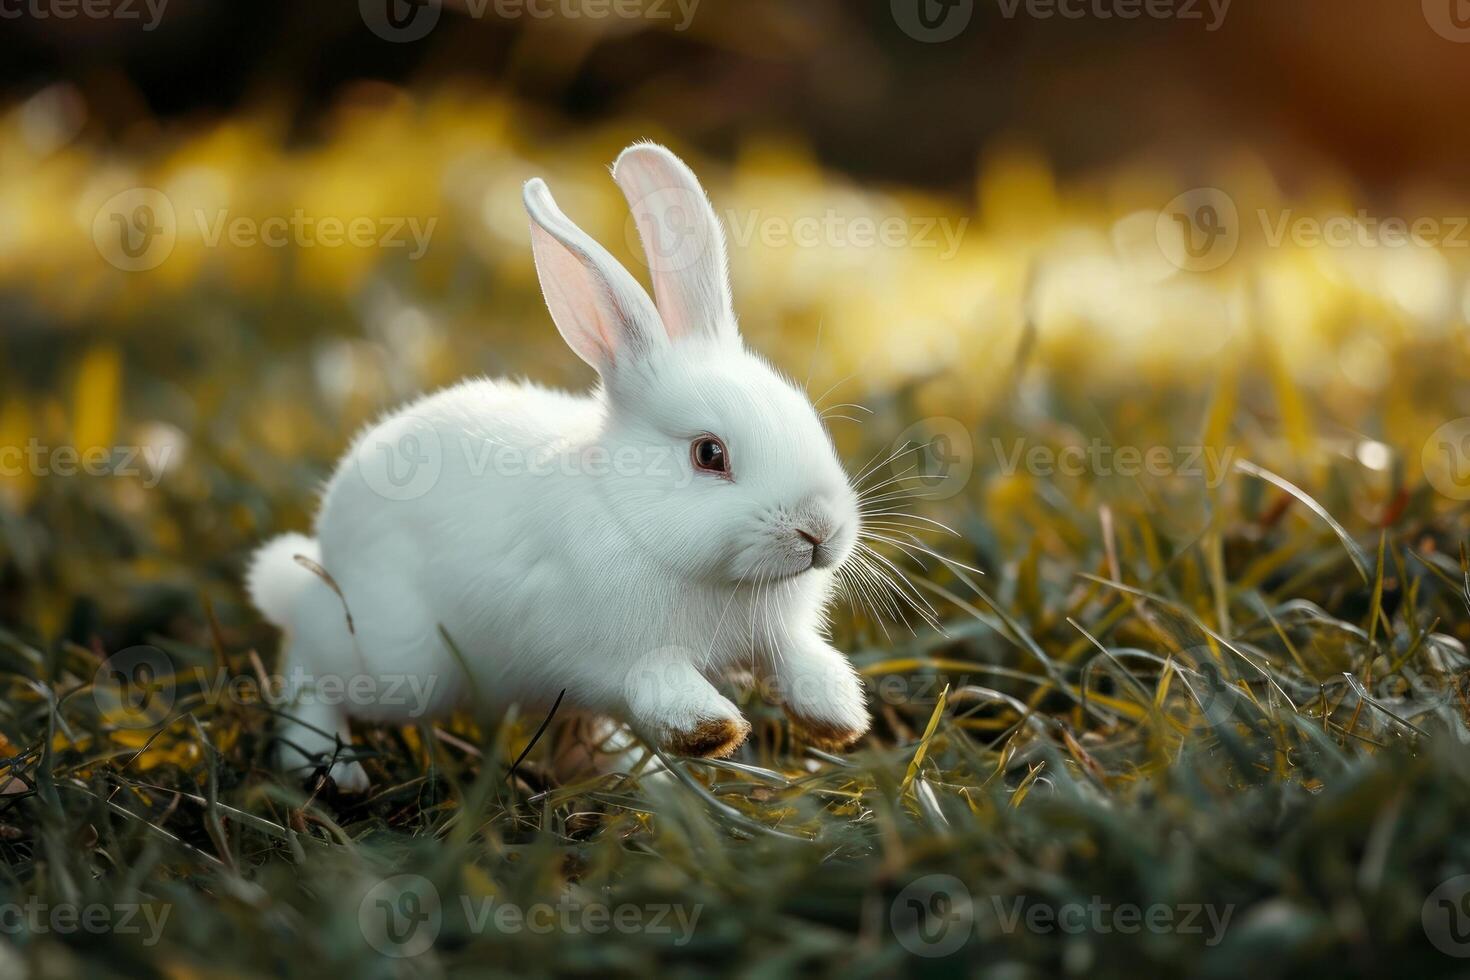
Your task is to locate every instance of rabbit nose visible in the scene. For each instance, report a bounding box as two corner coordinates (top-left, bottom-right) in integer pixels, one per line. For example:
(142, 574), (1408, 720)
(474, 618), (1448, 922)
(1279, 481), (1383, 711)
(796, 524), (844, 568)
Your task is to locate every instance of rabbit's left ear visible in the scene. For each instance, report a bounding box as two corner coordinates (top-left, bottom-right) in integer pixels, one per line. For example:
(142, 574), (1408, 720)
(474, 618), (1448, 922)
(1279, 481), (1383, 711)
(523, 177), (668, 373)
(613, 142), (739, 347)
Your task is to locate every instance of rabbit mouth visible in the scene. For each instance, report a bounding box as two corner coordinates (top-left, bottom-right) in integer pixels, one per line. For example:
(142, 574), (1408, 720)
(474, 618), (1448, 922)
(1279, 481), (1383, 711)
(800, 523), (849, 571)
(762, 556), (820, 581)
(810, 542), (842, 570)
(782, 544), (841, 578)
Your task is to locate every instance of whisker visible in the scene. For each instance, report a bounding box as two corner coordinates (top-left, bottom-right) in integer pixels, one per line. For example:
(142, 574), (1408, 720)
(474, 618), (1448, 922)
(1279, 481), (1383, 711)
(857, 489), (941, 508)
(812, 371), (860, 410)
(847, 553), (901, 639)
(804, 319), (824, 395)
(862, 531), (933, 569)
(863, 518), (960, 541)
(855, 462), (927, 498)
(850, 546), (934, 634)
(856, 542), (943, 629)
(706, 561), (754, 662)
(850, 439), (919, 490)
(860, 531), (984, 576)
(821, 402), (873, 417)
(859, 510), (962, 537)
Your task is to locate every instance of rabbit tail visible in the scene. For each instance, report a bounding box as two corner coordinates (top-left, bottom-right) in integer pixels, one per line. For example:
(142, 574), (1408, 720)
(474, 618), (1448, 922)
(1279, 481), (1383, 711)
(246, 532), (325, 631)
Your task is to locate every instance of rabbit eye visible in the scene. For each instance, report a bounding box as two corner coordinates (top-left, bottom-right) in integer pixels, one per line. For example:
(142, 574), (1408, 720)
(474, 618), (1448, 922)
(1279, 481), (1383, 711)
(691, 436), (730, 476)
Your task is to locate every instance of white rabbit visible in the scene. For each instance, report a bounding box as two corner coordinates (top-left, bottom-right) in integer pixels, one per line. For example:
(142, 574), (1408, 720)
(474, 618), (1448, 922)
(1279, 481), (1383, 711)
(247, 142), (869, 792)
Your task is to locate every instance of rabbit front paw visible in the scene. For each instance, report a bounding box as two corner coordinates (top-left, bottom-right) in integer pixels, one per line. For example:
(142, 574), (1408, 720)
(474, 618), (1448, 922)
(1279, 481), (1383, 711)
(328, 759), (371, 793)
(784, 703), (870, 750)
(625, 655), (751, 758)
(768, 640), (871, 750)
(665, 715), (752, 758)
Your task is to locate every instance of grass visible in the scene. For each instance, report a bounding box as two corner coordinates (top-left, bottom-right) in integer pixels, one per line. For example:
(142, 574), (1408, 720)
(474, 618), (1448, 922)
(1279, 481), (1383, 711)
(4, 323), (1470, 979)
(3, 111), (1470, 977)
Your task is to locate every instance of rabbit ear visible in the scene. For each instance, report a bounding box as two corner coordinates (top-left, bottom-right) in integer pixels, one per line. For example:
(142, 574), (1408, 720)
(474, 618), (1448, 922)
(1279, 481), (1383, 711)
(524, 177), (667, 372)
(613, 142), (738, 347)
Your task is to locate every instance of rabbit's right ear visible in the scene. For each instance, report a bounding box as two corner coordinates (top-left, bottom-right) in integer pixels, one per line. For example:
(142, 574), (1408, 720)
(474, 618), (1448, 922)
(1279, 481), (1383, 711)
(613, 143), (737, 347)
(524, 178), (667, 373)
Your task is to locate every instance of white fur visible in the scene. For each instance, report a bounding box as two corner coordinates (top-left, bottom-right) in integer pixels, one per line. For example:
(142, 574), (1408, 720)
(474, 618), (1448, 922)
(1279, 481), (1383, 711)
(248, 143), (869, 790)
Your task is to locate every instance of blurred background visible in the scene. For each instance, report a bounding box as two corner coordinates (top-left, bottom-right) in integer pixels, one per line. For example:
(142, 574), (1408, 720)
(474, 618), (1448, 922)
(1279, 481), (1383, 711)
(1, 0), (1468, 711)
(7, 4), (1470, 975)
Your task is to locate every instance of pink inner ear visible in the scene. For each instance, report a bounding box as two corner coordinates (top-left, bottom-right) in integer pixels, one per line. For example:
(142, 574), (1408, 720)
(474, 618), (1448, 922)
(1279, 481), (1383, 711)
(529, 222), (618, 369)
(615, 148), (724, 344)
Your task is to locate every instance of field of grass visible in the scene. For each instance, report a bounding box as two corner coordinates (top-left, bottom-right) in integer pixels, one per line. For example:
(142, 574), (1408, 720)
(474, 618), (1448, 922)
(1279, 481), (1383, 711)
(3, 100), (1470, 978)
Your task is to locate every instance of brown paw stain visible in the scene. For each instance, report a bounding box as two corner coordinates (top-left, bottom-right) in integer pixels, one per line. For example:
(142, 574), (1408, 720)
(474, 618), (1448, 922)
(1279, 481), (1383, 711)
(784, 709), (869, 751)
(668, 716), (751, 758)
